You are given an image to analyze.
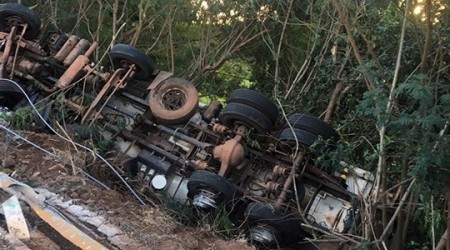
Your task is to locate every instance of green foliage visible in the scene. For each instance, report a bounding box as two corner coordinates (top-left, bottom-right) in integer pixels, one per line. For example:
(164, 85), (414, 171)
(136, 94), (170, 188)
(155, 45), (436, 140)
(161, 195), (197, 226)
(9, 0), (450, 247)
(410, 195), (446, 249)
(199, 58), (255, 100)
(162, 196), (239, 238)
(9, 106), (36, 130)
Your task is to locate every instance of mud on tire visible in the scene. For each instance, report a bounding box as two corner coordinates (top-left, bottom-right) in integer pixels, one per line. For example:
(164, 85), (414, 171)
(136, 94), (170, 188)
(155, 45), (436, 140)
(149, 77), (198, 125)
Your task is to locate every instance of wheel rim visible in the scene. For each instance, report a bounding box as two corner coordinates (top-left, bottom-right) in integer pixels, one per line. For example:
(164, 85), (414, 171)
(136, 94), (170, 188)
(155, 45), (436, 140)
(5, 16), (28, 34)
(161, 88), (186, 111)
(192, 189), (218, 209)
(6, 16), (24, 26)
(249, 225), (278, 246)
(117, 59), (134, 69)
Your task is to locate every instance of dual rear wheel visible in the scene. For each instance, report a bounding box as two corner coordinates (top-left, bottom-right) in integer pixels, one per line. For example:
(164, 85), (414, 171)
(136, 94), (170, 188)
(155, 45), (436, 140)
(220, 89), (278, 134)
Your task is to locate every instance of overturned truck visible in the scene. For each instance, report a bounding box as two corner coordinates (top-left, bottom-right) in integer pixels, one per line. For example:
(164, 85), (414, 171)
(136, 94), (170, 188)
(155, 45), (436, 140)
(0, 3), (375, 249)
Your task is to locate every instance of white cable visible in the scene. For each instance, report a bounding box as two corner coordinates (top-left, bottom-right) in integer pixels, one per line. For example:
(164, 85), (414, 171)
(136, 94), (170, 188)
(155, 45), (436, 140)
(1, 124), (55, 156)
(0, 124), (110, 190)
(0, 78), (145, 204)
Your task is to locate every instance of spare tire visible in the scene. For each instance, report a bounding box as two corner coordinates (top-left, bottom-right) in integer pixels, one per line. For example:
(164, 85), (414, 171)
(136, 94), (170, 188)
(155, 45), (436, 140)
(149, 78), (198, 125)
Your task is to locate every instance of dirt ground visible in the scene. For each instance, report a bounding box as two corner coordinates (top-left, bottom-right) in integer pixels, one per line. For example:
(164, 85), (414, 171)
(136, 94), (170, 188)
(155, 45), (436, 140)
(0, 130), (254, 250)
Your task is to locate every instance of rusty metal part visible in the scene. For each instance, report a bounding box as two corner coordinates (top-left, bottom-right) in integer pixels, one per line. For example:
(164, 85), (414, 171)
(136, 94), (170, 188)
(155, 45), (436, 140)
(55, 54), (89, 88)
(82, 66), (134, 123)
(84, 41), (98, 58)
(212, 123), (228, 134)
(144, 133), (176, 152)
(61, 98), (85, 113)
(265, 181), (282, 192)
(186, 130), (205, 160)
(54, 35), (79, 62)
(153, 123), (212, 150)
(213, 138), (245, 177)
(193, 160), (209, 170)
(121, 130), (186, 166)
(1, 52), (13, 70)
(55, 42), (98, 88)
(273, 164), (290, 176)
(9, 24), (28, 79)
(85, 72), (106, 86)
(147, 70), (172, 90)
(274, 153), (304, 208)
(0, 26), (16, 78)
(63, 39), (90, 66)
(17, 58), (44, 75)
(10, 70), (57, 93)
(235, 125), (246, 137)
(203, 100), (222, 122)
(0, 32), (46, 56)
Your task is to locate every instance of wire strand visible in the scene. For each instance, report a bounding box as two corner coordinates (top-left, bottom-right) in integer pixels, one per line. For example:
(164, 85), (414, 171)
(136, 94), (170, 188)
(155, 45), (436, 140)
(0, 125), (111, 190)
(0, 78), (145, 204)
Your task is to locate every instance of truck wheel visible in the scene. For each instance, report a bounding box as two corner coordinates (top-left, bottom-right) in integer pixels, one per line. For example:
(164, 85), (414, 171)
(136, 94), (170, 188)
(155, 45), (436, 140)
(0, 3), (41, 40)
(245, 202), (303, 248)
(220, 102), (273, 133)
(109, 44), (155, 81)
(278, 128), (318, 148)
(187, 170), (240, 209)
(285, 114), (339, 141)
(0, 79), (24, 109)
(279, 127), (336, 155)
(228, 89), (278, 125)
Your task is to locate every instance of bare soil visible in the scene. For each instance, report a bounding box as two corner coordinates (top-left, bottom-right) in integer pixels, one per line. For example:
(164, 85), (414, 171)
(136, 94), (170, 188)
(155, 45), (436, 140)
(0, 130), (254, 250)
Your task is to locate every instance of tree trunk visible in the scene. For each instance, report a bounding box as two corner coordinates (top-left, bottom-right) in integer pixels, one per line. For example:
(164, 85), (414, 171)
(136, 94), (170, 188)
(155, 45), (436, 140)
(420, 0), (432, 76)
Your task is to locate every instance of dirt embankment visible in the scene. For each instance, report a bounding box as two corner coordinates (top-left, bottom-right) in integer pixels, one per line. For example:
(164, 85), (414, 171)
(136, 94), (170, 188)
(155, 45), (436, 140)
(0, 131), (253, 250)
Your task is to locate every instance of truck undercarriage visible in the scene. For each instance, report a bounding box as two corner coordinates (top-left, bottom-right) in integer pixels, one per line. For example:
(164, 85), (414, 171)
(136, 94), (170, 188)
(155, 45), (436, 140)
(0, 3), (375, 249)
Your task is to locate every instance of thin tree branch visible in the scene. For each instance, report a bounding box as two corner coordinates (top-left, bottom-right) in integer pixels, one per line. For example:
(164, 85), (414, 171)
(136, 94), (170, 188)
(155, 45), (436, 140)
(379, 178), (416, 241)
(274, 0), (293, 83)
(331, 0), (375, 90)
(372, 0), (410, 204)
